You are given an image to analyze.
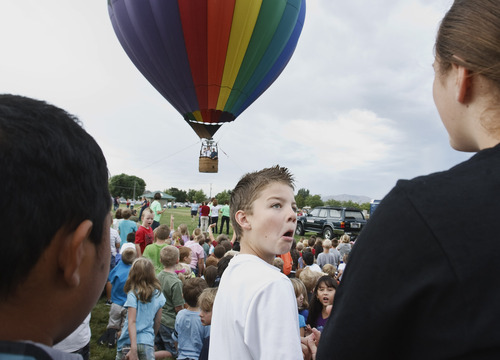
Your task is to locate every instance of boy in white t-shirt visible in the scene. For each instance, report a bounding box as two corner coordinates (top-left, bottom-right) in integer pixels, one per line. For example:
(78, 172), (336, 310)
(209, 166), (302, 359)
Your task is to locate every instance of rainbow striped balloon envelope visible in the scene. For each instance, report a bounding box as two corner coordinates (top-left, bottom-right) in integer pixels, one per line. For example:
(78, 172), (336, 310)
(108, 0), (306, 139)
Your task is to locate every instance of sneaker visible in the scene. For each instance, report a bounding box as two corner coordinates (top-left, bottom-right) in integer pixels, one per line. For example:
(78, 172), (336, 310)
(105, 299), (112, 306)
(107, 328), (117, 348)
(97, 331), (108, 346)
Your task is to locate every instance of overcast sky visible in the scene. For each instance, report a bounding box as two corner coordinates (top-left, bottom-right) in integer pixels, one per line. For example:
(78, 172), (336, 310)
(1, 0), (469, 200)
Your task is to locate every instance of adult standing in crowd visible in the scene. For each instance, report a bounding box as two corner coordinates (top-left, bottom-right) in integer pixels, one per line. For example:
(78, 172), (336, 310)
(113, 196), (120, 211)
(199, 202), (210, 232)
(151, 192), (165, 230)
(209, 199), (221, 234)
(190, 200), (200, 221)
(138, 196), (149, 222)
(219, 201), (230, 235)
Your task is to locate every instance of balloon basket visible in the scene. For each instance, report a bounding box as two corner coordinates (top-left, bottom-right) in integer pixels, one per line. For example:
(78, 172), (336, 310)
(199, 157), (218, 173)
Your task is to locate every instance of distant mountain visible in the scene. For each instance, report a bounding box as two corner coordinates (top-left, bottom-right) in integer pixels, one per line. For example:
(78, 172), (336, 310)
(322, 194), (372, 204)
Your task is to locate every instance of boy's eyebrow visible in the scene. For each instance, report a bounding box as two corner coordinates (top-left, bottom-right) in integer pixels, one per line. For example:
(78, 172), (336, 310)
(267, 196), (297, 205)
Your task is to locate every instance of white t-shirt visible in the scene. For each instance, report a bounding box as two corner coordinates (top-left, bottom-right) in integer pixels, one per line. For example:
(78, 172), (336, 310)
(110, 228), (120, 257)
(209, 254), (302, 360)
(307, 263), (323, 273)
(210, 204), (221, 217)
(120, 242), (136, 254)
(53, 314), (91, 353)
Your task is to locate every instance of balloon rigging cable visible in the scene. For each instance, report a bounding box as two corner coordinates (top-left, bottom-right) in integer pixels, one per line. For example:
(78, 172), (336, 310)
(137, 140), (200, 170)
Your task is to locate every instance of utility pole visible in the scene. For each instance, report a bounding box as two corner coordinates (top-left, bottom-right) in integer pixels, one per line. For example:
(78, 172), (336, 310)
(209, 183), (212, 198)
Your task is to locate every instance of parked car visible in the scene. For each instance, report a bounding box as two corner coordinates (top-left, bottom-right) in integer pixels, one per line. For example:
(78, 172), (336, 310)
(295, 206), (367, 240)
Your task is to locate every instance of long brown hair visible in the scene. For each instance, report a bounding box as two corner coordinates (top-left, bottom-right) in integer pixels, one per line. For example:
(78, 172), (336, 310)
(124, 258), (161, 303)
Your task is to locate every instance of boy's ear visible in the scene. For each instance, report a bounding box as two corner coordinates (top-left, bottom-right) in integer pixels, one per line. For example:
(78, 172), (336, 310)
(58, 220), (93, 288)
(235, 210), (251, 230)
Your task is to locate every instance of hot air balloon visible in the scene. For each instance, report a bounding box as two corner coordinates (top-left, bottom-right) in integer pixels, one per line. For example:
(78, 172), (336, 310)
(108, 0), (306, 172)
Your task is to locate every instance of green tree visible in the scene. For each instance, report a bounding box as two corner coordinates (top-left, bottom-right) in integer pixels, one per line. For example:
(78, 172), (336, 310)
(109, 173), (146, 199)
(166, 187), (187, 202)
(324, 199), (342, 207)
(215, 189), (232, 204)
(295, 194), (306, 209)
(191, 189), (207, 203)
(306, 194), (324, 208)
(186, 189), (198, 202)
(297, 188), (310, 199)
(359, 202), (370, 212)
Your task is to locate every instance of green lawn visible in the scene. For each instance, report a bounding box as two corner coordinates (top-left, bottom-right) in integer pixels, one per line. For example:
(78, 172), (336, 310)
(90, 297), (117, 360)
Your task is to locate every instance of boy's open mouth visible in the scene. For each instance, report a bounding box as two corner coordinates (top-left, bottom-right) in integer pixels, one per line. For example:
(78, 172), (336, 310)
(283, 230), (294, 237)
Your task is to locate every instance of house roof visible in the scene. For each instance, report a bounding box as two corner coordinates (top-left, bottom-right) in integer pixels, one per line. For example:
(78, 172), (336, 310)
(141, 191), (175, 200)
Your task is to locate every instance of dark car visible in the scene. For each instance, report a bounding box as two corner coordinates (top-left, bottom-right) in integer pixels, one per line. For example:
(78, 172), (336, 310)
(295, 206), (367, 239)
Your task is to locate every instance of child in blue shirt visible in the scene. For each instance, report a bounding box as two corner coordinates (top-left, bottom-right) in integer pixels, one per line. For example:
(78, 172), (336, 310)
(118, 208), (138, 247)
(98, 248), (137, 348)
(173, 278), (209, 360)
(116, 258), (166, 360)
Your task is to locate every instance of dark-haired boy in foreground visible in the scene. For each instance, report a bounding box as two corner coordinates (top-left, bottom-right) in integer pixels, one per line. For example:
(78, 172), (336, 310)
(0, 94), (111, 359)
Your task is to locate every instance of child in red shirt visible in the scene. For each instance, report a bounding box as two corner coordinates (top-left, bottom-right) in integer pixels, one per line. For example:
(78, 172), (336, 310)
(135, 208), (154, 256)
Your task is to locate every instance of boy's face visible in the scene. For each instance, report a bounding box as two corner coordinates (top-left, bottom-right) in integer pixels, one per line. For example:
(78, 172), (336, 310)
(142, 212), (154, 228)
(199, 308), (212, 326)
(240, 183), (297, 264)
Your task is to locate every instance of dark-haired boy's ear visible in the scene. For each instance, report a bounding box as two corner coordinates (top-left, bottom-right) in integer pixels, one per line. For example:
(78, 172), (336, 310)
(235, 210), (251, 230)
(57, 220), (93, 288)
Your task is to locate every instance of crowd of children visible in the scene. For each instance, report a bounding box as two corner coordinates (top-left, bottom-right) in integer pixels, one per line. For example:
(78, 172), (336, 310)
(32, 157), (353, 360)
(90, 167), (357, 360)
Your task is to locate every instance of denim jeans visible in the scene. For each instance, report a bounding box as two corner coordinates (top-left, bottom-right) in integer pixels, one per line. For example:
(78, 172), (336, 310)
(155, 324), (178, 358)
(116, 344), (154, 360)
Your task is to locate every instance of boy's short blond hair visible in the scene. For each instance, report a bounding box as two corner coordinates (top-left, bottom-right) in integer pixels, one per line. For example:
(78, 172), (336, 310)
(160, 245), (179, 268)
(340, 234), (351, 243)
(299, 267), (321, 293)
(322, 239), (332, 249)
(198, 287), (218, 312)
(322, 264), (336, 278)
(121, 248), (137, 265)
(142, 208), (153, 218)
(230, 166), (294, 238)
(155, 224), (170, 241)
(273, 257), (284, 272)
